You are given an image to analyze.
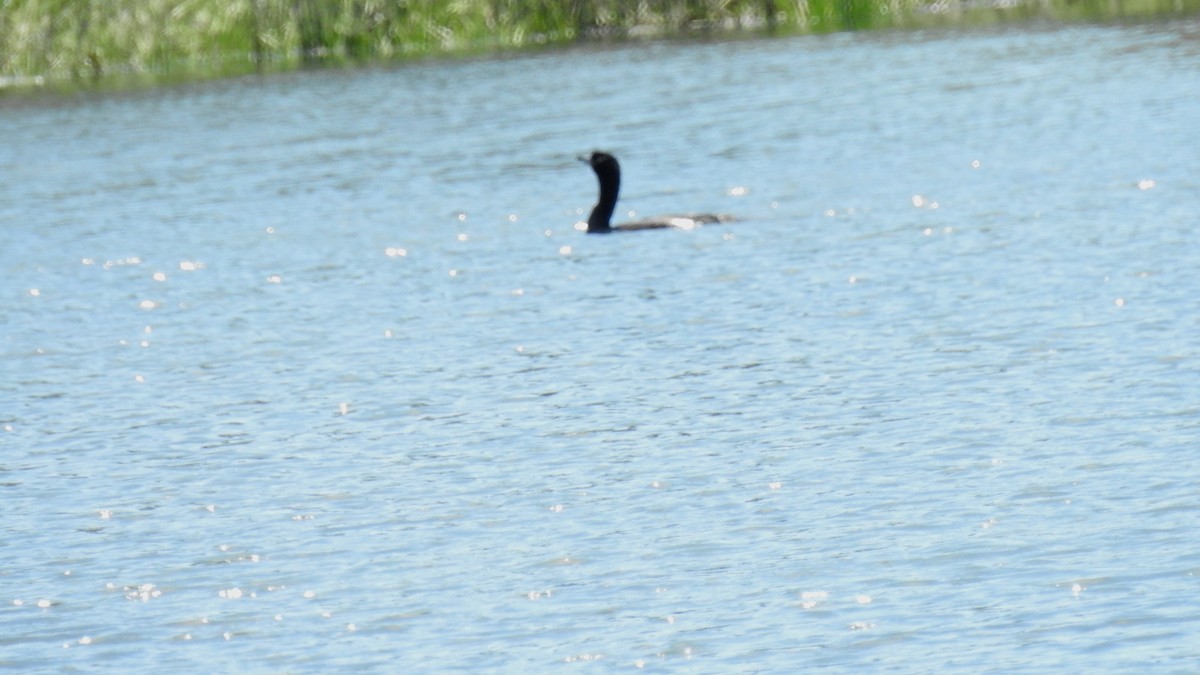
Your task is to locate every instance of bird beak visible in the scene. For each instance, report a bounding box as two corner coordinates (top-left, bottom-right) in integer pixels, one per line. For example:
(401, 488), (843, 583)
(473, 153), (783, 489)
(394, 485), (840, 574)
(576, 154), (590, 165)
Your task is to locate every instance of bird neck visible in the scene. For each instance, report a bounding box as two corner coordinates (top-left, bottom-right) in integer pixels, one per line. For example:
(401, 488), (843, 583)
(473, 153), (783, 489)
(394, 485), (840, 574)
(587, 166), (620, 233)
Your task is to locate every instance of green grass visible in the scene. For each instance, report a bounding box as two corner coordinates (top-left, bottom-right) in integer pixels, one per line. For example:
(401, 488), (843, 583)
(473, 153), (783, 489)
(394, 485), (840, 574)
(1, 0), (1197, 91)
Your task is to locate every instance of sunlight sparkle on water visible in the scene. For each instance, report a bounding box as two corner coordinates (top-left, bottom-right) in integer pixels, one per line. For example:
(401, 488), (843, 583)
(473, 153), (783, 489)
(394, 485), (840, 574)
(102, 257), (141, 269)
(800, 591), (829, 609)
(125, 584), (161, 602)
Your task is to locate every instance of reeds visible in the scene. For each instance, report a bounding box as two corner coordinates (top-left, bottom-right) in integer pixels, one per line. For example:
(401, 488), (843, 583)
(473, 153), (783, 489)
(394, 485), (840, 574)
(1, 0), (1196, 89)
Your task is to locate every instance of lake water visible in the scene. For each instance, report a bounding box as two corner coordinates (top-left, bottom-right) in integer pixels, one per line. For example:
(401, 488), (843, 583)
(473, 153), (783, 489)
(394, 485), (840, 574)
(3, 20), (1200, 672)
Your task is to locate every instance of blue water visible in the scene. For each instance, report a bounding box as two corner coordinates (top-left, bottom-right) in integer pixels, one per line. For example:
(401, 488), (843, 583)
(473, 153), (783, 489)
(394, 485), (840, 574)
(3, 21), (1200, 671)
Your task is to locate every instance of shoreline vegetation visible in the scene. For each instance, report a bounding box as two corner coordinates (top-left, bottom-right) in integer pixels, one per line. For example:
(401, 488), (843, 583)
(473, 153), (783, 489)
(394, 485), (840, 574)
(2, 0), (1198, 93)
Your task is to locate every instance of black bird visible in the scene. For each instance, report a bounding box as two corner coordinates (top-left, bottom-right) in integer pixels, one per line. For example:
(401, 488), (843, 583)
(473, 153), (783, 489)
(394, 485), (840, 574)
(578, 151), (731, 234)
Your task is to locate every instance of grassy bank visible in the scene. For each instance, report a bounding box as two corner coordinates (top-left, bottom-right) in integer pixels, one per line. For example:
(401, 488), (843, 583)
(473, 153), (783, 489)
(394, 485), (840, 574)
(2, 0), (1197, 90)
